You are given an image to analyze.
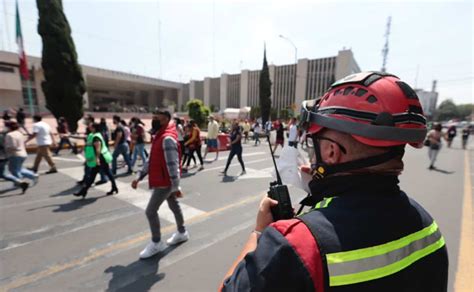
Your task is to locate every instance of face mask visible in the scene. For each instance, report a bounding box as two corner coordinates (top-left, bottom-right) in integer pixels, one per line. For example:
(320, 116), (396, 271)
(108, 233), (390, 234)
(152, 120), (161, 131)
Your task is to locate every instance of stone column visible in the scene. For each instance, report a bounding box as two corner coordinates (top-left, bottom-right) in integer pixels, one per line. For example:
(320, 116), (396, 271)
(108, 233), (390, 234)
(240, 70), (249, 108)
(295, 58), (309, 108)
(220, 73), (228, 110)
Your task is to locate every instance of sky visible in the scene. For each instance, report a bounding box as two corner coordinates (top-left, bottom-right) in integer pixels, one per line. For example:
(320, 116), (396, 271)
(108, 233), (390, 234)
(0, 0), (472, 104)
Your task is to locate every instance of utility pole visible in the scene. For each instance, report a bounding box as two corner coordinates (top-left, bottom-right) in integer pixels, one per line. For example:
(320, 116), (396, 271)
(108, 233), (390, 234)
(381, 16), (391, 73)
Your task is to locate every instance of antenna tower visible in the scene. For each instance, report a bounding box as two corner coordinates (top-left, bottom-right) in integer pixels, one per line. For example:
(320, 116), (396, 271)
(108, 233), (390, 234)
(381, 16), (391, 73)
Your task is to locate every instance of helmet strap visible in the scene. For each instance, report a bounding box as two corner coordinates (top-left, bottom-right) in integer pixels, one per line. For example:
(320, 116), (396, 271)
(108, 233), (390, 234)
(311, 142), (404, 180)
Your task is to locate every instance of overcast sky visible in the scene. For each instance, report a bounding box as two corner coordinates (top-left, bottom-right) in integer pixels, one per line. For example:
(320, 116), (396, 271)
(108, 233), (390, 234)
(1, 0), (472, 104)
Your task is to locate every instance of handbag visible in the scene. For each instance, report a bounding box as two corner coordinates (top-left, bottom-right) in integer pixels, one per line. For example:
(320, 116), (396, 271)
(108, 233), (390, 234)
(423, 139), (430, 147)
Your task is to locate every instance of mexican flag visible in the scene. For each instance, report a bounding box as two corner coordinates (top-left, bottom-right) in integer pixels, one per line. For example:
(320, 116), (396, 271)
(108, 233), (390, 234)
(16, 0), (29, 80)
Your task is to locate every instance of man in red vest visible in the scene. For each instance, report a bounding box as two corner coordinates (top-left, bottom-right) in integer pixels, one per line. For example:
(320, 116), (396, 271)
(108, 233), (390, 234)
(132, 110), (188, 259)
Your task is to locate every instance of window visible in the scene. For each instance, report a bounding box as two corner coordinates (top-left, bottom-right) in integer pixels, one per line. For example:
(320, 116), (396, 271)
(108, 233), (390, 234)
(0, 65), (14, 73)
(22, 87), (38, 105)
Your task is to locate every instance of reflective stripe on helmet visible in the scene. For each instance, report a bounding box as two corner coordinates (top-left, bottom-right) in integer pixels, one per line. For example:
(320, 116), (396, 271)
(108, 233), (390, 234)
(326, 221), (445, 286)
(302, 106), (427, 143)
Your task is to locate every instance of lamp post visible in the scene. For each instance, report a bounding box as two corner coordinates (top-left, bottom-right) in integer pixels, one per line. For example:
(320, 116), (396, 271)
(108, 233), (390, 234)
(279, 34), (297, 65)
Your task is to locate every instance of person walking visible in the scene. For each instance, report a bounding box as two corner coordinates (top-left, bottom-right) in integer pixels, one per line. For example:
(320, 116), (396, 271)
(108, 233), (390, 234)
(131, 110), (188, 259)
(26, 115), (57, 174)
(74, 123), (118, 198)
(130, 117), (147, 169)
(184, 120), (204, 171)
(54, 117), (78, 155)
(221, 121), (246, 176)
(427, 123), (447, 170)
(221, 72), (448, 291)
(181, 123), (196, 169)
(0, 123), (29, 193)
(461, 125), (470, 149)
(273, 119), (285, 152)
(242, 120), (251, 143)
(203, 116), (219, 160)
(111, 115), (132, 175)
(5, 121), (38, 191)
(253, 122), (261, 146)
(15, 108), (26, 132)
(287, 117), (299, 148)
(446, 125), (456, 148)
(99, 118), (110, 147)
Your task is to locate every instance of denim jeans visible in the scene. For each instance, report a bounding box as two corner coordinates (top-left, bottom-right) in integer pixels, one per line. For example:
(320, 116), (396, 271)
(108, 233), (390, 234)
(55, 137), (77, 154)
(112, 143), (132, 174)
(0, 159), (21, 184)
(131, 143), (147, 167)
(8, 156), (36, 180)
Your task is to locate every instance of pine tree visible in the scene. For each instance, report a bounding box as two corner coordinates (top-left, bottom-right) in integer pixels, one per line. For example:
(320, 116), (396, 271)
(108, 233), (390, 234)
(36, 0), (86, 132)
(259, 45), (272, 125)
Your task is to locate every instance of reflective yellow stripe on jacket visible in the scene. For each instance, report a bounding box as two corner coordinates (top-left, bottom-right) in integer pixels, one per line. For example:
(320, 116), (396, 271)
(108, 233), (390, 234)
(326, 221), (445, 286)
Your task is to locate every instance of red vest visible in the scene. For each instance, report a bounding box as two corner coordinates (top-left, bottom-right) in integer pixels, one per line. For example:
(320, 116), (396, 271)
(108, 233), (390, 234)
(148, 122), (181, 188)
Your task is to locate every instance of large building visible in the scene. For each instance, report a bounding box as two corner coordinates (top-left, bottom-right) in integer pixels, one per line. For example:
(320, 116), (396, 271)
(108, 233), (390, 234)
(1, 49), (360, 116)
(0, 50), (182, 114)
(186, 49), (361, 114)
(415, 80), (439, 118)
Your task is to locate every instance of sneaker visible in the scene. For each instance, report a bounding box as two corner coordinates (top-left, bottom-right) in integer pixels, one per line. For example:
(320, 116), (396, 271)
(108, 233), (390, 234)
(198, 166), (204, 171)
(139, 241), (167, 259)
(240, 170), (246, 175)
(166, 231), (189, 246)
(45, 169), (58, 174)
(32, 174), (39, 186)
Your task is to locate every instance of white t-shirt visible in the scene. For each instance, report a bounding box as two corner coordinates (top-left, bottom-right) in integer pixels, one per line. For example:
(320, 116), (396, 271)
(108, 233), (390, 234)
(207, 121), (219, 139)
(288, 124), (298, 142)
(33, 121), (53, 146)
(176, 124), (184, 141)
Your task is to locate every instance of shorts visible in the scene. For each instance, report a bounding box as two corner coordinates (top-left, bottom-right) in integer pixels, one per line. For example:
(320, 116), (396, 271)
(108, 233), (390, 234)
(207, 139), (218, 148)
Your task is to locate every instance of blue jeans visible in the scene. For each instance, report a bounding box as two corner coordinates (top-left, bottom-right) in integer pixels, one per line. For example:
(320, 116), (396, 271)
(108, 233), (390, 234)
(8, 156), (36, 180)
(0, 159), (21, 184)
(131, 143), (146, 167)
(112, 143), (132, 174)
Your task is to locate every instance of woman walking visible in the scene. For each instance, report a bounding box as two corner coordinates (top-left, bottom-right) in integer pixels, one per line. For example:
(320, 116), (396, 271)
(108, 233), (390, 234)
(74, 123), (118, 198)
(221, 121), (246, 176)
(426, 123), (446, 170)
(184, 120), (204, 171)
(5, 121), (38, 188)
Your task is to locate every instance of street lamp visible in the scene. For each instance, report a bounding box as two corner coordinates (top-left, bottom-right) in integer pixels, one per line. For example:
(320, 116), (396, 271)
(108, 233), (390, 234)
(279, 34), (298, 65)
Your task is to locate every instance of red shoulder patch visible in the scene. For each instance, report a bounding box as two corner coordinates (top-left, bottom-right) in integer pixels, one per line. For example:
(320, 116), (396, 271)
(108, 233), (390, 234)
(271, 219), (325, 292)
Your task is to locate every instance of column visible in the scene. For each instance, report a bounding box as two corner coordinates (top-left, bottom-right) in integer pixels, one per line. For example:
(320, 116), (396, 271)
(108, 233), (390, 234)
(220, 73), (228, 110)
(240, 70), (249, 108)
(204, 77), (211, 107)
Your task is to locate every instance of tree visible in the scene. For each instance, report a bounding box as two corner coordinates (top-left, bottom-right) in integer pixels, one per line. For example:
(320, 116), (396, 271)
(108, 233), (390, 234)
(259, 45), (272, 124)
(250, 106), (261, 120)
(187, 99), (209, 127)
(435, 99), (459, 121)
(457, 104), (474, 120)
(36, 0), (86, 132)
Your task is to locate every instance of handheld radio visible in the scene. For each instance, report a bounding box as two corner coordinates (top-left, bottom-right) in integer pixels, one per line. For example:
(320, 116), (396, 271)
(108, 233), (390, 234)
(266, 134), (294, 220)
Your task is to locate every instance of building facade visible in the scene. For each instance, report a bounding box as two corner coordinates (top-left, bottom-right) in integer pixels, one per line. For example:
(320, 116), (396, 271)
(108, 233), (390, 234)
(187, 49), (360, 115)
(1, 49), (360, 116)
(0, 50), (182, 114)
(415, 80), (439, 118)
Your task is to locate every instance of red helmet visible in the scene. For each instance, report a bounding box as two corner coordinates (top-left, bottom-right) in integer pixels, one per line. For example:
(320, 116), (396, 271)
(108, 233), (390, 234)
(300, 71), (427, 148)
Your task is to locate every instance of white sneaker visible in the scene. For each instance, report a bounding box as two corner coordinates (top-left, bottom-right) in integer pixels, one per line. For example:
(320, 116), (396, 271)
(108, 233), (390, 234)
(166, 231), (189, 246)
(32, 174), (39, 186)
(139, 240), (167, 259)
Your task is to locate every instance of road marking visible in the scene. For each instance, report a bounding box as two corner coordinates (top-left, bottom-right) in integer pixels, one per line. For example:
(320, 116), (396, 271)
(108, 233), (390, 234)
(0, 193), (263, 292)
(58, 167), (205, 223)
(216, 151), (266, 161)
(454, 151), (474, 292)
(199, 158), (268, 173)
(52, 157), (84, 162)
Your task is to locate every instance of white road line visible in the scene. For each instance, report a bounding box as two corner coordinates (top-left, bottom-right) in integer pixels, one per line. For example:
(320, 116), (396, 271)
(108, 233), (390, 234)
(215, 151), (266, 161)
(199, 158), (269, 173)
(53, 157), (84, 162)
(58, 167), (206, 223)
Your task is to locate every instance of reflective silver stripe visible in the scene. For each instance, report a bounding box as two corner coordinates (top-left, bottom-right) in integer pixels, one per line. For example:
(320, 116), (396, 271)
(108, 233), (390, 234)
(328, 229), (442, 277)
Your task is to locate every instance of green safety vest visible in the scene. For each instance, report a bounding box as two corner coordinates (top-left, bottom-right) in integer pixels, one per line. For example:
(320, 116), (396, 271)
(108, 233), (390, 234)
(84, 132), (112, 167)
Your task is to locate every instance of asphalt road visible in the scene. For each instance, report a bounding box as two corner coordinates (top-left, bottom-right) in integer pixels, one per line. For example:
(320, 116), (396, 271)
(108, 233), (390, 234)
(0, 137), (472, 292)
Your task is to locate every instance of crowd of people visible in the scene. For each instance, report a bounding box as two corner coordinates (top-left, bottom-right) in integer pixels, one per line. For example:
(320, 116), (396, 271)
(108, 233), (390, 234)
(2, 70), (473, 290)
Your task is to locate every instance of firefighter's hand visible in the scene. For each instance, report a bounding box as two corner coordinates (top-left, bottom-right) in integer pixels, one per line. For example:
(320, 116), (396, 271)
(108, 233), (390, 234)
(255, 196), (278, 232)
(131, 179), (138, 189)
